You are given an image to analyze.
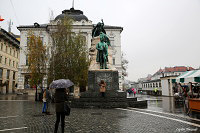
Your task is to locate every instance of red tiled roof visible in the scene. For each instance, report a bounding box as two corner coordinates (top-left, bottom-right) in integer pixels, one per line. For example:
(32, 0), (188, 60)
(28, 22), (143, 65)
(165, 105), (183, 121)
(153, 66), (194, 76)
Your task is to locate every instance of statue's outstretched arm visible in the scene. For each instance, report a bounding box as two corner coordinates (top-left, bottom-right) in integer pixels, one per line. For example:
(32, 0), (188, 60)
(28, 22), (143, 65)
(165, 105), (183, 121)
(101, 19), (104, 26)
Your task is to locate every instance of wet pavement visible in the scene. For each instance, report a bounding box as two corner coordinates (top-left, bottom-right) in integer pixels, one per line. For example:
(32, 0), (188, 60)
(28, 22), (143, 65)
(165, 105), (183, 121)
(129, 93), (200, 118)
(0, 94), (200, 133)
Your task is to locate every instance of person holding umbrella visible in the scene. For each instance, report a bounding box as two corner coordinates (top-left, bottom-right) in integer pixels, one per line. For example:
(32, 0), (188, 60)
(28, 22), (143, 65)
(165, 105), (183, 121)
(50, 79), (74, 133)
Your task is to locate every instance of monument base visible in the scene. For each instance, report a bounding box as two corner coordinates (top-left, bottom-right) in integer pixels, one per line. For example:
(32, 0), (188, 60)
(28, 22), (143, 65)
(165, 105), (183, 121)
(70, 96), (147, 109)
(88, 69), (119, 91)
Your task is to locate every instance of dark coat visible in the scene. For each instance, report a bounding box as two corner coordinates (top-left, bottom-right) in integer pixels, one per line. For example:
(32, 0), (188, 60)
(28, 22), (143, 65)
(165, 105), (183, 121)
(46, 89), (52, 102)
(54, 90), (68, 113)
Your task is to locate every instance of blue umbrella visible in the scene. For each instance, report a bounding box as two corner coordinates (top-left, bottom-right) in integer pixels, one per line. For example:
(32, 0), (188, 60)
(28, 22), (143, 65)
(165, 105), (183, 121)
(49, 79), (74, 89)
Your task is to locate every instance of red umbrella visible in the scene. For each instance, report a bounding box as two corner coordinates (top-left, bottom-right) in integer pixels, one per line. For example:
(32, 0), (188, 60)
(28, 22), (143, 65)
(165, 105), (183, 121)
(0, 16), (5, 21)
(132, 88), (135, 91)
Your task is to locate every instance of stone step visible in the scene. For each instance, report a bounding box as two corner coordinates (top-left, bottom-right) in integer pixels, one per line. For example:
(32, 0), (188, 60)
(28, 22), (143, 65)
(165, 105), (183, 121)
(70, 97), (147, 109)
(80, 91), (127, 98)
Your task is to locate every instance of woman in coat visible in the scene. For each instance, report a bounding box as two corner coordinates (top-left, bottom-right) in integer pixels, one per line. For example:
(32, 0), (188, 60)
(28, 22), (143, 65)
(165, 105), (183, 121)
(99, 80), (106, 97)
(54, 88), (68, 133)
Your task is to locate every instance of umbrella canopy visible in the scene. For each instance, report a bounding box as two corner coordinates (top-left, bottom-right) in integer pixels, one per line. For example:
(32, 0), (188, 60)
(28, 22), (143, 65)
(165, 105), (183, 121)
(49, 79), (74, 89)
(175, 70), (200, 83)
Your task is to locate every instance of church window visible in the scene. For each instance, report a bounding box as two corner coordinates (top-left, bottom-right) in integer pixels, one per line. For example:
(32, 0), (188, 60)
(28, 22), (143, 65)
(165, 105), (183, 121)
(13, 72), (15, 80)
(82, 21), (85, 25)
(0, 56), (2, 63)
(7, 70), (10, 79)
(5, 58), (7, 65)
(26, 55), (28, 66)
(0, 68), (3, 79)
(159, 82), (161, 87)
(0, 43), (2, 50)
(9, 59), (11, 66)
(6, 46), (8, 53)
(113, 58), (115, 65)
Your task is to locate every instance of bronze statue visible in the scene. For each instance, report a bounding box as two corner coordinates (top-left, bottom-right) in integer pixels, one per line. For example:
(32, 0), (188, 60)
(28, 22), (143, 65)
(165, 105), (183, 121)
(92, 19), (106, 38)
(96, 32), (108, 69)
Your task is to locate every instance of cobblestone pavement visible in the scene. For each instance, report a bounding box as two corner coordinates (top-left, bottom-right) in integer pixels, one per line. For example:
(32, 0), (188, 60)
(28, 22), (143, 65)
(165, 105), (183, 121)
(0, 94), (200, 133)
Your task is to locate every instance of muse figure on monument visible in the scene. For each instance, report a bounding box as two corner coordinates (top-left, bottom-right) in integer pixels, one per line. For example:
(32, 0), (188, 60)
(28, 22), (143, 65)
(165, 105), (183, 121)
(92, 19), (106, 38)
(92, 20), (110, 46)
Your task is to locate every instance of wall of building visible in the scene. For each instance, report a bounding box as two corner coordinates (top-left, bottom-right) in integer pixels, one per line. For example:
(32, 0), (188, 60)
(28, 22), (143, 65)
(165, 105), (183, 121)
(18, 29), (49, 90)
(0, 34), (19, 94)
(161, 79), (169, 96)
(161, 77), (175, 96)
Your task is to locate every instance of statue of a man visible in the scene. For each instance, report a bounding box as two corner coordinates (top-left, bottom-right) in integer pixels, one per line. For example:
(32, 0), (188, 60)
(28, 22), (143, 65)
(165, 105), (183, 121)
(96, 32), (108, 69)
(92, 19), (106, 38)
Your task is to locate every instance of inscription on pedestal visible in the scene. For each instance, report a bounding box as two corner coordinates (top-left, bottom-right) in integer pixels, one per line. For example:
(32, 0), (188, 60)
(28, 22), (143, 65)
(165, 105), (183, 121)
(88, 70), (119, 91)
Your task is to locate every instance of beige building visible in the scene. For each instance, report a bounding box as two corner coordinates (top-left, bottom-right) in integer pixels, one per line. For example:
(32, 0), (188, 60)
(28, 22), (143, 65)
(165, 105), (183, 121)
(0, 28), (20, 94)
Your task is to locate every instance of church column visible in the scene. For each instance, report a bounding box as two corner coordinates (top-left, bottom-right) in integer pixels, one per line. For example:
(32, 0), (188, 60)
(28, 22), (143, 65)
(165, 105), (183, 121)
(17, 68), (25, 90)
(2, 68), (7, 94)
(87, 32), (92, 49)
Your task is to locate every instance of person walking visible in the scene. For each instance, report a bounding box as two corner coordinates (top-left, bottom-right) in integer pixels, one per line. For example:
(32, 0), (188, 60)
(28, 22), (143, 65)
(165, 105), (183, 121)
(54, 88), (68, 133)
(42, 89), (47, 113)
(99, 80), (106, 97)
(134, 90), (136, 97)
(127, 89), (133, 97)
(45, 87), (52, 114)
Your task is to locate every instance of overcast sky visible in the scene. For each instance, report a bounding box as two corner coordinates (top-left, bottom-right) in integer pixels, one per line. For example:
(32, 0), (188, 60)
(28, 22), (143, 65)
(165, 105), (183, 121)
(0, 0), (200, 81)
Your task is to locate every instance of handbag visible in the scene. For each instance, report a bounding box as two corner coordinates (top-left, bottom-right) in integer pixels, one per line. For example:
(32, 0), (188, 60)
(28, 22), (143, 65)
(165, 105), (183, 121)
(64, 101), (71, 116)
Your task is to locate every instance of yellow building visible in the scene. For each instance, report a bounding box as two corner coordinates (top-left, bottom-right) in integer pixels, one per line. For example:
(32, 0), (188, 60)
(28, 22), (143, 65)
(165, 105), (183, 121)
(0, 28), (20, 94)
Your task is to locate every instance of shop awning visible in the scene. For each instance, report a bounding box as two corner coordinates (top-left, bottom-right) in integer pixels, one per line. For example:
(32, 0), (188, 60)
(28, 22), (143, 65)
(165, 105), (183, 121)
(175, 70), (200, 83)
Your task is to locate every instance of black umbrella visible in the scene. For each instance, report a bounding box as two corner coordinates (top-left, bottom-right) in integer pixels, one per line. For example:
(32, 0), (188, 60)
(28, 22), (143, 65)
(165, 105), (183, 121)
(49, 79), (74, 89)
